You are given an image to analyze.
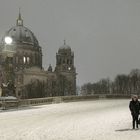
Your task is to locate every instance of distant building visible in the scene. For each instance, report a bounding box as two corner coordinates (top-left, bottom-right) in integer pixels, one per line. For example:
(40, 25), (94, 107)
(0, 12), (77, 99)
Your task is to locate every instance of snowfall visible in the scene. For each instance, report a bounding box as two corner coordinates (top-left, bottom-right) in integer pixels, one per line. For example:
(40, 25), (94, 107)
(0, 99), (139, 140)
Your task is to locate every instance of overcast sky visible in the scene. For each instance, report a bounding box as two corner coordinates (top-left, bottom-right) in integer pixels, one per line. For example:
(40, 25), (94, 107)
(0, 0), (140, 85)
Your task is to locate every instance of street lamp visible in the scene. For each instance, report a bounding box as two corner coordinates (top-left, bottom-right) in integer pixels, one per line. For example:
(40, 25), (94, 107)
(1, 36), (16, 97)
(4, 36), (13, 45)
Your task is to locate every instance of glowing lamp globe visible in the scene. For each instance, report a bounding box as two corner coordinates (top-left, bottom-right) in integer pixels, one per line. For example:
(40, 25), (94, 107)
(68, 67), (71, 70)
(4, 36), (13, 44)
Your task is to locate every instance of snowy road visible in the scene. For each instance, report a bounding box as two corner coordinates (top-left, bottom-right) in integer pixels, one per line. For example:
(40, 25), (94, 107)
(0, 99), (139, 140)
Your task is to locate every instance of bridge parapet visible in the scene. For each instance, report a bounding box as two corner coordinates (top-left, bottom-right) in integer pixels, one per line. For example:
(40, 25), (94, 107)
(18, 94), (131, 107)
(0, 94), (132, 109)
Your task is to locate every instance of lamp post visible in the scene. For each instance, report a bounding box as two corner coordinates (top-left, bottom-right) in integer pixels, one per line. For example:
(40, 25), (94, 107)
(1, 36), (16, 97)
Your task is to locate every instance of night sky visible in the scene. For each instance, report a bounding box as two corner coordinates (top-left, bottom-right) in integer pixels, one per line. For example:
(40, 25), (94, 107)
(0, 0), (140, 86)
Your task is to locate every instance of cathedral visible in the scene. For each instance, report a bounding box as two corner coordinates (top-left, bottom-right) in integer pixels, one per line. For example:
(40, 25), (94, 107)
(0, 12), (77, 99)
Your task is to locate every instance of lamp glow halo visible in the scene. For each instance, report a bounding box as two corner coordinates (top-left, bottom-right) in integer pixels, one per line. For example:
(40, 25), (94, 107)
(4, 36), (13, 44)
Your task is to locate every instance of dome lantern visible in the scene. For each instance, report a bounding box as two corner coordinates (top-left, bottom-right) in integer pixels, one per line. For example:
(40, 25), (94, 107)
(58, 40), (71, 53)
(16, 8), (23, 26)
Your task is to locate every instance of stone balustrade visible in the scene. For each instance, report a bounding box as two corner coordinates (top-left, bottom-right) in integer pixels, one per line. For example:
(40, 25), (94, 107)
(0, 94), (132, 109)
(19, 94), (131, 107)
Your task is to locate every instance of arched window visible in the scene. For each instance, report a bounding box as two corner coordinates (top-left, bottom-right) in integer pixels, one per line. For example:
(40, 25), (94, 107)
(30, 54), (32, 64)
(23, 56), (26, 64)
(35, 53), (38, 65)
(70, 60), (72, 65)
(19, 57), (23, 64)
(15, 56), (18, 64)
(59, 58), (61, 64)
(67, 59), (69, 64)
(63, 59), (65, 64)
(27, 57), (30, 64)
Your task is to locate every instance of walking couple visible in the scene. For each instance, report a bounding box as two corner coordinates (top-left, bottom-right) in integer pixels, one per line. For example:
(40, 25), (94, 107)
(129, 95), (140, 129)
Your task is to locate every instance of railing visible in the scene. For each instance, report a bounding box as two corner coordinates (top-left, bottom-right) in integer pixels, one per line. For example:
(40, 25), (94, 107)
(0, 100), (18, 110)
(0, 94), (132, 109)
(19, 97), (54, 106)
(18, 94), (131, 107)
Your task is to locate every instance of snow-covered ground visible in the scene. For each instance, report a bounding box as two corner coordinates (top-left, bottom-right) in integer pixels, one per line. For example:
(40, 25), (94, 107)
(0, 99), (139, 140)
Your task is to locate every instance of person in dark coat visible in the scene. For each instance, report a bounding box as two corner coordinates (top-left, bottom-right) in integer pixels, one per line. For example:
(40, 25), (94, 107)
(129, 95), (140, 129)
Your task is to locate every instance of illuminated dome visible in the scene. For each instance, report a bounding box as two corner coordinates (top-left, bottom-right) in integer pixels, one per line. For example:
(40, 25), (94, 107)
(1, 12), (39, 47)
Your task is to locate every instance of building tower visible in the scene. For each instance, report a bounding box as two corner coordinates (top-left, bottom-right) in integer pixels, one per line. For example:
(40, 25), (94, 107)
(0, 11), (45, 98)
(55, 40), (76, 96)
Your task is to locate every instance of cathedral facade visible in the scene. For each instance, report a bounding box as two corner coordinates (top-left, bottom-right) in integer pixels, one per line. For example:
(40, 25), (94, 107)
(0, 13), (77, 99)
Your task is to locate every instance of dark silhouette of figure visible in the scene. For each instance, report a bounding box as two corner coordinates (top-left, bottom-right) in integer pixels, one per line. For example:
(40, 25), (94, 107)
(129, 95), (140, 129)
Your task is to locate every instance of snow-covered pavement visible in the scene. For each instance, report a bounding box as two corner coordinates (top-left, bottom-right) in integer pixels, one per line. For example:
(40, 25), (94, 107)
(0, 99), (139, 140)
